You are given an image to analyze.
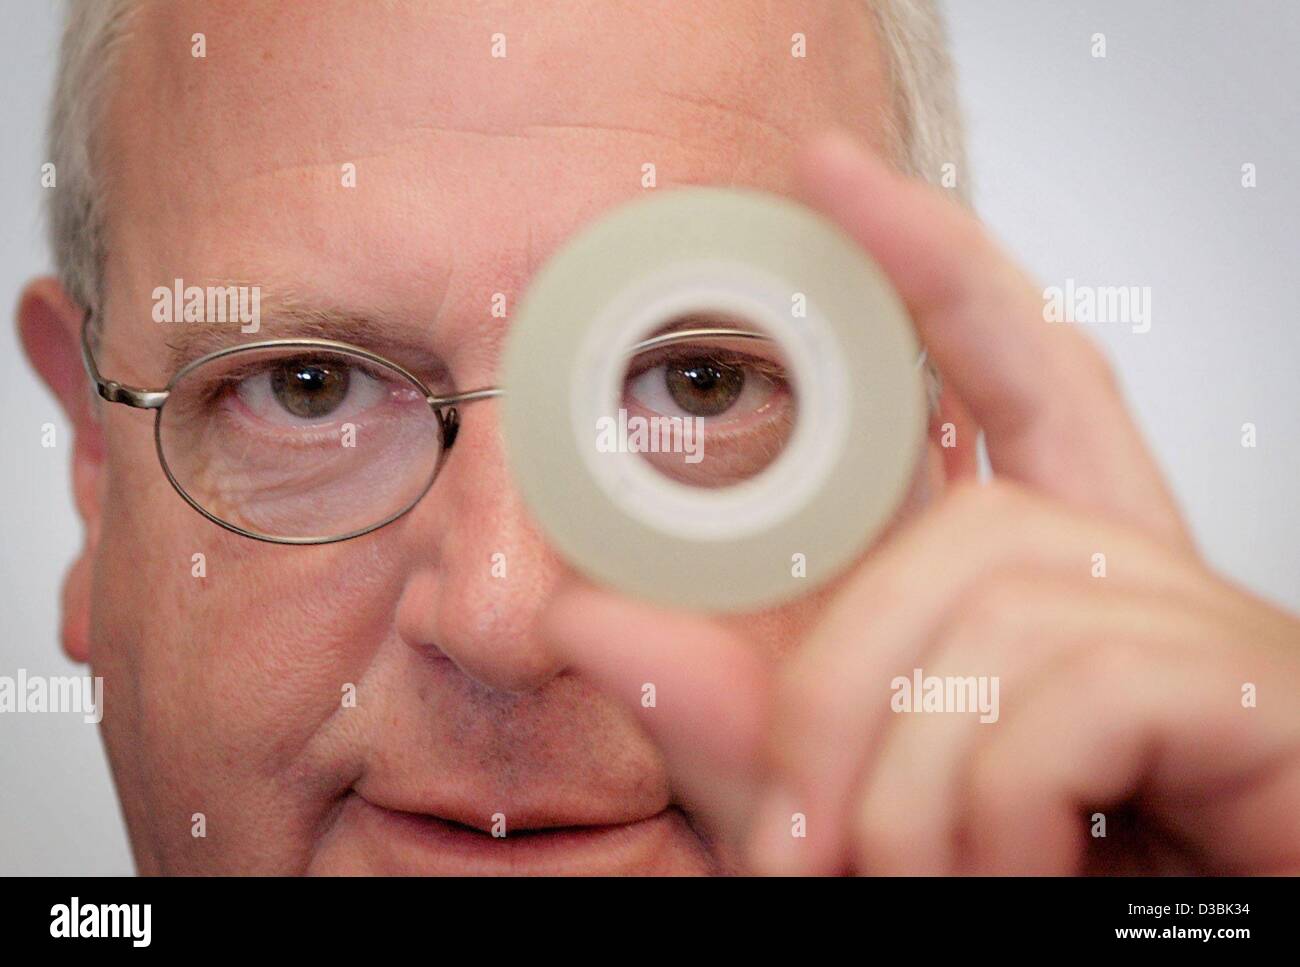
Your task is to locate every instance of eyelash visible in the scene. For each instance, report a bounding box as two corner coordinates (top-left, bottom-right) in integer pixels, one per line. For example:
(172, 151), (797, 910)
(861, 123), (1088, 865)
(197, 356), (390, 401)
(623, 347), (789, 385)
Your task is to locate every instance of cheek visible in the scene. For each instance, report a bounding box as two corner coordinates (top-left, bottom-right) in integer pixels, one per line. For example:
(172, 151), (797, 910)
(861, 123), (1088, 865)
(92, 426), (406, 863)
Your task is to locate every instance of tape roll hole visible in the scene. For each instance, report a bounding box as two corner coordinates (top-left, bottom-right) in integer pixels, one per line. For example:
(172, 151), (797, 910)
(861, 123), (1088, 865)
(603, 313), (799, 489)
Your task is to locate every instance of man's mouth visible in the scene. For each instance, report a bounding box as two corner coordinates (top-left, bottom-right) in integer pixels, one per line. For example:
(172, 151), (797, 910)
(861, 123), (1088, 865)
(320, 792), (705, 875)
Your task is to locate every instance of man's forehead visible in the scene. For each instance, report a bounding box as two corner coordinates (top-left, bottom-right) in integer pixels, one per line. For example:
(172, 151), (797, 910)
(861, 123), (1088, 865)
(99, 0), (892, 365)
(111, 0), (888, 149)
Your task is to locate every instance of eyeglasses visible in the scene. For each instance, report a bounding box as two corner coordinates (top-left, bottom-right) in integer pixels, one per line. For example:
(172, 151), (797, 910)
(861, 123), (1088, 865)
(81, 310), (869, 544)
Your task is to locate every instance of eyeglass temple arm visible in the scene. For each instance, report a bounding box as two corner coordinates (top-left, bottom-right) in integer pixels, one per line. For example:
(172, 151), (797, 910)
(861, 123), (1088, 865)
(79, 309), (170, 410)
(431, 387), (505, 407)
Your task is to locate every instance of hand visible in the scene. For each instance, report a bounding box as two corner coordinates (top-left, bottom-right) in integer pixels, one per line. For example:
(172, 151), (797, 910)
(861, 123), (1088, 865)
(541, 131), (1300, 875)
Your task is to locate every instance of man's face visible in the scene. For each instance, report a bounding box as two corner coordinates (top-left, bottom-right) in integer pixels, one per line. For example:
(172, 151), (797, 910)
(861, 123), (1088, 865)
(86, 0), (903, 873)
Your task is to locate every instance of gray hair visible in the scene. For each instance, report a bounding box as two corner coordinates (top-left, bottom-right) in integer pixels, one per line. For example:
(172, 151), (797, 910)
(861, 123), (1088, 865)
(47, 0), (139, 318)
(869, 1), (969, 201)
(47, 0), (968, 318)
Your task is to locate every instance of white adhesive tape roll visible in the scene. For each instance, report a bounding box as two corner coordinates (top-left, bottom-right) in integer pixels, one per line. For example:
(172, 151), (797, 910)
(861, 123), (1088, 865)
(502, 188), (925, 612)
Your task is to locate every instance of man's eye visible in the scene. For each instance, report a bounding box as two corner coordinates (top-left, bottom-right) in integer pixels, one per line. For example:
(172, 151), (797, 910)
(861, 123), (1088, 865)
(625, 353), (784, 423)
(269, 360), (351, 418)
(662, 358), (745, 416)
(232, 357), (387, 425)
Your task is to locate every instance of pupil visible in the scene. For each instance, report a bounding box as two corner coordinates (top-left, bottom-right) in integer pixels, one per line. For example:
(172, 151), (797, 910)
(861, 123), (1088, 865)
(665, 358), (744, 417)
(687, 366), (719, 389)
(271, 360), (350, 418)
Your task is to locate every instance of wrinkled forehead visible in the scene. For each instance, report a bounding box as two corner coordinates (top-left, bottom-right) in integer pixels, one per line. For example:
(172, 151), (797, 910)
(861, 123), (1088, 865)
(97, 0), (894, 359)
(108, 1), (890, 135)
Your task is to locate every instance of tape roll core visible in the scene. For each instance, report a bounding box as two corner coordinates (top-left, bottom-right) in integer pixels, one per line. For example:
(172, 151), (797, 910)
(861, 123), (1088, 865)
(502, 188), (925, 612)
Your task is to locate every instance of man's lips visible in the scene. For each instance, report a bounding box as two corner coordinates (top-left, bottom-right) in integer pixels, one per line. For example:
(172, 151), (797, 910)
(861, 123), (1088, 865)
(330, 792), (701, 875)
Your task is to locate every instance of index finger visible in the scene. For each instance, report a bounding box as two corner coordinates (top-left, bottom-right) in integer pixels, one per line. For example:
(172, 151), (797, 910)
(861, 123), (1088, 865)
(796, 130), (1191, 549)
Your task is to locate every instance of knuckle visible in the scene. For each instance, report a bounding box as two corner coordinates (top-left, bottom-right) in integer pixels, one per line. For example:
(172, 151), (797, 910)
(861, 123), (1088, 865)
(955, 575), (1034, 645)
(1081, 638), (1144, 691)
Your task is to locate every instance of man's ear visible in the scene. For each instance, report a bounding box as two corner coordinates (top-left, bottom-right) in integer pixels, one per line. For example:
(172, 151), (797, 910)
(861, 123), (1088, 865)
(928, 379), (980, 484)
(17, 276), (105, 663)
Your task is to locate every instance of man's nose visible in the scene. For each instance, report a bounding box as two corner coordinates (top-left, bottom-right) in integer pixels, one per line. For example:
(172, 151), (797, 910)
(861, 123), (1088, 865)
(394, 408), (570, 693)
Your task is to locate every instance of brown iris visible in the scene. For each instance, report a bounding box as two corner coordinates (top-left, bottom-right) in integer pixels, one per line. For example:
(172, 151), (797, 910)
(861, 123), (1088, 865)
(664, 357), (745, 416)
(269, 359), (351, 418)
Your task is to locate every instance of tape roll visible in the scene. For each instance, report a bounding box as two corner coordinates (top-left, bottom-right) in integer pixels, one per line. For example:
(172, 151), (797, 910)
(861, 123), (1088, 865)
(502, 188), (925, 612)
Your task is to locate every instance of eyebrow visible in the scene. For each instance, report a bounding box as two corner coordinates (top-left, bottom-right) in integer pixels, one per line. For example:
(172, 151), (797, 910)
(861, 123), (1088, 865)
(160, 302), (450, 383)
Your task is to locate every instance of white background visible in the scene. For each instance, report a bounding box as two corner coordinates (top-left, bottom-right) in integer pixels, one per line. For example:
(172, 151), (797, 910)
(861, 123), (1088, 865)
(1, 1), (1296, 874)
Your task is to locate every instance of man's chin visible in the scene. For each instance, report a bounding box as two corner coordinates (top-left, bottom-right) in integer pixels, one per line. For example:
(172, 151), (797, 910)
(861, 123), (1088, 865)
(304, 794), (720, 875)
